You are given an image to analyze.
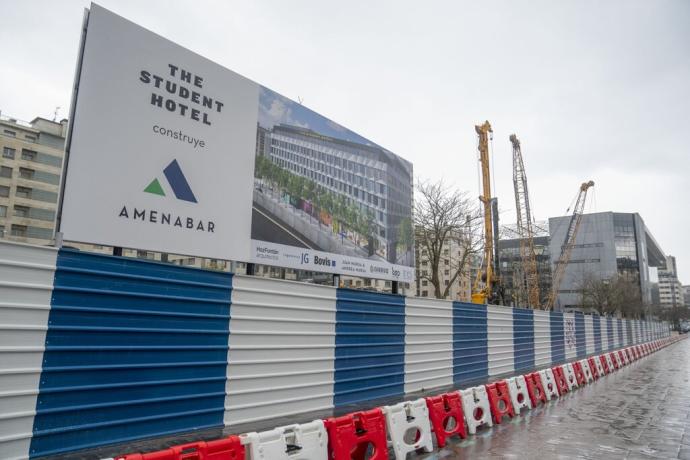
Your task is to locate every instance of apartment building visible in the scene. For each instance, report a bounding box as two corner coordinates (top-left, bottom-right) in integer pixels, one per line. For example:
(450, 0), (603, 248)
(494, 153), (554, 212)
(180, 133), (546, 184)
(0, 115), (67, 244)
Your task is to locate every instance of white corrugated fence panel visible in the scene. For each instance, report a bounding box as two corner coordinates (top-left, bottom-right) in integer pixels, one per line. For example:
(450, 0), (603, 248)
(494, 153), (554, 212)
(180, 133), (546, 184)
(487, 305), (514, 377)
(533, 310), (551, 368)
(0, 241), (56, 460)
(601, 318), (610, 351)
(225, 276), (336, 427)
(404, 297), (453, 394)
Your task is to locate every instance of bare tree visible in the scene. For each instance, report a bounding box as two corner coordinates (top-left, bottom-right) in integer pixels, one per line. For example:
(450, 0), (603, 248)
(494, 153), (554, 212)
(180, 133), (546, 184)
(578, 272), (645, 318)
(414, 180), (484, 299)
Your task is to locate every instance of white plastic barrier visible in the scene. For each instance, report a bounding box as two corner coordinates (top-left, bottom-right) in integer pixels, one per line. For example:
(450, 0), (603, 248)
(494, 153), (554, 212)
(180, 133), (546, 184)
(611, 352), (622, 369)
(507, 375), (532, 414)
(620, 350), (629, 366)
(241, 420), (328, 460)
(538, 368), (560, 400)
(579, 359), (594, 384)
(562, 363), (578, 390)
(382, 398), (434, 459)
(460, 386), (493, 435)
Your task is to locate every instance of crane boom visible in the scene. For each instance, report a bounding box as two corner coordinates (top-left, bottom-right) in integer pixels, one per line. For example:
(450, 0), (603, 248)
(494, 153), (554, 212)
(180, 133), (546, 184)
(545, 180), (595, 310)
(472, 121), (498, 304)
(510, 134), (540, 309)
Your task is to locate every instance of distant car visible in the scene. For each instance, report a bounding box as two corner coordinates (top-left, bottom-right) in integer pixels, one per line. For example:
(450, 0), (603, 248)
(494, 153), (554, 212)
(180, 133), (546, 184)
(680, 322), (690, 334)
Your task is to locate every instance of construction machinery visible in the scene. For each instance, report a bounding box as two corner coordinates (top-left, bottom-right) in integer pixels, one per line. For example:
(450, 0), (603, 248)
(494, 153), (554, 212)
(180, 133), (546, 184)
(471, 121), (503, 305)
(510, 134), (540, 309)
(545, 180), (595, 310)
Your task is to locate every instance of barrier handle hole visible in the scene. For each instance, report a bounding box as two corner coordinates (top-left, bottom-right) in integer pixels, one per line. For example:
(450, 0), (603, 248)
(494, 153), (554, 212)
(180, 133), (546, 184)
(406, 415), (416, 422)
(517, 393), (524, 404)
(285, 444), (302, 453)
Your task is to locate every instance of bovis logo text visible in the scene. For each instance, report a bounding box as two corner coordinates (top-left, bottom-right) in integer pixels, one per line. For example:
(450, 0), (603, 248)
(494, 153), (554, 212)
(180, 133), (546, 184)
(118, 159), (215, 232)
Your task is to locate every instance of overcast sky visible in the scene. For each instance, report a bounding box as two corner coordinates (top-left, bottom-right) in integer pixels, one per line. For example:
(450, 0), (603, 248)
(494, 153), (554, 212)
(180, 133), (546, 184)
(1, 1), (688, 283)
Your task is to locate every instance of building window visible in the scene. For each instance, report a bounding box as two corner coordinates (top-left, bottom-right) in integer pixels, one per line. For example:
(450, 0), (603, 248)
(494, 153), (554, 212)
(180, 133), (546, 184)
(0, 166), (11, 178)
(11, 224), (27, 237)
(421, 290), (428, 297)
(0, 205), (6, 217)
(0, 225), (4, 237)
(445, 269), (450, 275)
(444, 280), (449, 286)
(0, 185), (9, 197)
(15, 186), (31, 198)
(21, 149), (37, 161)
(25, 134), (37, 142)
(2, 147), (15, 159)
(14, 205), (29, 217)
(19, 167), (34, 179)
(422, 280), (428, 286)
(3, 130), (16, 137)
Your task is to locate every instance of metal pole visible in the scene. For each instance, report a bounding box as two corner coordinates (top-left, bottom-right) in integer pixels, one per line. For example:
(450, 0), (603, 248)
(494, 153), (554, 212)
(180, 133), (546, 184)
(333, 274), (340, 287)
(54, 8), (89, 236)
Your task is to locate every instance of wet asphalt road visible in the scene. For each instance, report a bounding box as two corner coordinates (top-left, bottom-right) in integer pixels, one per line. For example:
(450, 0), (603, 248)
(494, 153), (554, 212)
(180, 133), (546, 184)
(421, 338), (690, 459)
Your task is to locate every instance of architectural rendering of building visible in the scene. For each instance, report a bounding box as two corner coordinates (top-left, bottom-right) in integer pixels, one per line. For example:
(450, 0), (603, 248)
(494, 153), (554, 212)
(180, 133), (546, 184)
(548, 211), (666, 310)
(263, 124), (413, 264)
(0, 115), (66, 245)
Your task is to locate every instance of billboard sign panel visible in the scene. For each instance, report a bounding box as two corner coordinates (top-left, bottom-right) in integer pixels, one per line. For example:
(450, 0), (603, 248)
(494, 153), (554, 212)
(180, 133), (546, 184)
(60, 4), (414, 282)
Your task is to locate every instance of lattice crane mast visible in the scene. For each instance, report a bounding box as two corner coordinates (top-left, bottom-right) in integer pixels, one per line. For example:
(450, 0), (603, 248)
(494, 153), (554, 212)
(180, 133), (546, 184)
(545, 180), (595, 310)
(510, 134), (540, 309)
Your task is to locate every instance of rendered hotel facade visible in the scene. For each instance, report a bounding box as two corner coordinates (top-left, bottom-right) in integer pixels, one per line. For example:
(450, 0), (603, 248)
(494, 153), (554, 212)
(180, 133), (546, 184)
(261, 124), (414, 264)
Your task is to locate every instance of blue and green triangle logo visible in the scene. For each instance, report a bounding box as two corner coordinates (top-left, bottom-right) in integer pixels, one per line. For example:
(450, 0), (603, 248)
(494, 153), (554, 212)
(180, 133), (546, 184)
(144, 159), (197, 203)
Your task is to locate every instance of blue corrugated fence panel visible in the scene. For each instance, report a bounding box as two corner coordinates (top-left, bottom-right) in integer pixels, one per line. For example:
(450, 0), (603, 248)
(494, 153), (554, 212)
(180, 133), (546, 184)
(30, 249), (232, 458)
(512, 308), (534, 373)
(452, 302), (488, 385)
(593, 315), (602, 353)
(575, 312), (586, 358)
(606, 317), (614, 348)
(334, 289), (405, 407)
(549, 312), (565, 364)
(617, 318), (624, 346)
(626, 319), (633, 344)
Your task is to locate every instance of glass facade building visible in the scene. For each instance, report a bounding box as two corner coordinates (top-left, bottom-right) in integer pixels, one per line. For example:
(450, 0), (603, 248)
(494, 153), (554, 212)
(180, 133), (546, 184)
(548, 211), (665, 310)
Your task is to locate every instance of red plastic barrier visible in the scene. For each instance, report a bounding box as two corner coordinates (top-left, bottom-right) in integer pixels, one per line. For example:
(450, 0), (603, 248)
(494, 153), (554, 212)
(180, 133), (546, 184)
(618, 350), (627, 365)
(425, 392), (467, 447)
(572, 362), (586, 386)
(636, 345), (642, 357)
(551, 366), (569, 395)
(485, 381), (515, 424)
(587, 357), (600, 380)
(524, 372), (548, 406)
(324, 408), (388, 460)
(609, 352), (620, 370)
(599, 355), (611, 375)
(116, 436), (244, 460)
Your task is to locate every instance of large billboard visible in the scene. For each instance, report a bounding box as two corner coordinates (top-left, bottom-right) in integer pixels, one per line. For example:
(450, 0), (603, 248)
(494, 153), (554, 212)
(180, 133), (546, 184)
(59, 4), (414, 282)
